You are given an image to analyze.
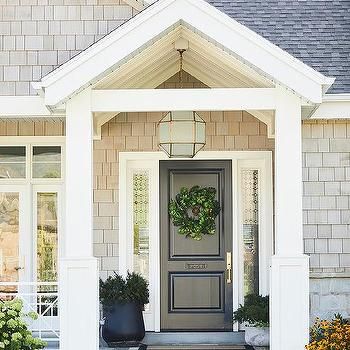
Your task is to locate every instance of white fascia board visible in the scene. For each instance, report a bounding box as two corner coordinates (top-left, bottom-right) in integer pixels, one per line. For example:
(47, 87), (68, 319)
(91, 88), (277, 112)
(309, 93), (350, 119)
(34, 0), (333, 107)
(0, 96), (58, 117)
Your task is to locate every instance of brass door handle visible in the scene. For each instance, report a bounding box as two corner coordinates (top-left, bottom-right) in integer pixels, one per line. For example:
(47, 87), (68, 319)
(226, 252), (232, 284)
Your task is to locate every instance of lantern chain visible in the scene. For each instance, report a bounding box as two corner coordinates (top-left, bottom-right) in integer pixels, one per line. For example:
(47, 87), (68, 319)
(177, 49), (186, 89)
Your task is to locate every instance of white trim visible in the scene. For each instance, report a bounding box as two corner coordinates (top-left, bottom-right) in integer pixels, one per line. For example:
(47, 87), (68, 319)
(323, 93), (350, 102)
(310, 100), (350, 119)
(119, 151), (273, 332)
(91, 88), (277, 112)
(0, 96), (63, 117)
(32, 0), (333, 106)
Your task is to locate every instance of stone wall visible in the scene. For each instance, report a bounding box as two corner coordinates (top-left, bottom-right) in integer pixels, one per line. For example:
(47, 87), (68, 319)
(310, 278), (350, 321)
(0, 0), (136, 95)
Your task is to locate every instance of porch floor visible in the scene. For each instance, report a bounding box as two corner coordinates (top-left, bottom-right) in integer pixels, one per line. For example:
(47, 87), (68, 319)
(45, 331), (250, 349)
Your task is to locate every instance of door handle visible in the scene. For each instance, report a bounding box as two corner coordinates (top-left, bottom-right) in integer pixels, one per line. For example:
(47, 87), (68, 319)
(226, 251), (232, 284)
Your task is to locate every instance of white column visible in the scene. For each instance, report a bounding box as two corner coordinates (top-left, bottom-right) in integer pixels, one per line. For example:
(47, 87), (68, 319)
(60, 87), (99, 350)
(271, 87), (309, 350)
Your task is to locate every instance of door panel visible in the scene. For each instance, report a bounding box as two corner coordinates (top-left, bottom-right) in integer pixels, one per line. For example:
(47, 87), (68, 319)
(160, 160), (232, 331)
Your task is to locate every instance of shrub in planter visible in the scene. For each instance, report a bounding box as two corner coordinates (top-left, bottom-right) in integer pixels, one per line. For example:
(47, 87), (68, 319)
(0, 298), (47, 350)
(306, 314), (350, 350)
(233, 294), (269, 350)
(100, 272), (149, 347)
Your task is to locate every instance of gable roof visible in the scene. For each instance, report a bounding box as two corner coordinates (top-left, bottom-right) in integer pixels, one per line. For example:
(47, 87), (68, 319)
(33, 0), (334, 107)
(207, 0), (350, 94)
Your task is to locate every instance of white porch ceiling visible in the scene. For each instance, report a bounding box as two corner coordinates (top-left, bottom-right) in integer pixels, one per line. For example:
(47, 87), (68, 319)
(92, 25), (276, 138)
(94, 25), (274, 90)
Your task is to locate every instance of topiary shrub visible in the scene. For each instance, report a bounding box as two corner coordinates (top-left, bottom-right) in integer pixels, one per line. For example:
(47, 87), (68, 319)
(100, 272), (149, 310)
(0, 298), (47, 350)
(233, 294), (269, 327)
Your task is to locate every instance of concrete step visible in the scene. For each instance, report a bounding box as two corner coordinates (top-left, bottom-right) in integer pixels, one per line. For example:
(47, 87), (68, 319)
(147, 345), (249, 349)
(100, 332), (250, 350)
(101, 346), (249, 350)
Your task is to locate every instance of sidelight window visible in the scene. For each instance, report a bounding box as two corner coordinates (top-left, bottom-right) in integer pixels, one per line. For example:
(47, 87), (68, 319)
(132, 171), (150, 282)
(241, 169), (259, 296)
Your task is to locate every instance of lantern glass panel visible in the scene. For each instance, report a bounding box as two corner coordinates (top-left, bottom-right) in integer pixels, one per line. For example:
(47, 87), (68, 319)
(171, 144), (194, 157)
(196, 122), (205, 143)
(172, 111), (193, 121)
(172, 121), (195, 143)
(159, 123), (170, 143)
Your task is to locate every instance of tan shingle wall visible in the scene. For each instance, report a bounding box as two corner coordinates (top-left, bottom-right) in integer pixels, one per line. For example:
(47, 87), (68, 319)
(0, 119), (65, 135)
(93, 109), (274, 278)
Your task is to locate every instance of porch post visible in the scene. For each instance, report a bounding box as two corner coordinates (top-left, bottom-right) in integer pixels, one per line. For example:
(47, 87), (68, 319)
(60, 87), (99, 350)
(271, 87), (309, 350)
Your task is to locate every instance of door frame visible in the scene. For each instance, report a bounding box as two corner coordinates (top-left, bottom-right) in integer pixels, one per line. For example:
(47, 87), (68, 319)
(119, 151), (273, 332)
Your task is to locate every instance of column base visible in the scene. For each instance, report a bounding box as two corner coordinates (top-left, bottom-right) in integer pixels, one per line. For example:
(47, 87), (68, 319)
(270, 255), (309, 350)
(59, 257), (99, 350)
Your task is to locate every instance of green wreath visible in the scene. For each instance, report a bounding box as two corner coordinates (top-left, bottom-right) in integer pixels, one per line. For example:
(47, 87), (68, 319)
(169, 185), (220, 241)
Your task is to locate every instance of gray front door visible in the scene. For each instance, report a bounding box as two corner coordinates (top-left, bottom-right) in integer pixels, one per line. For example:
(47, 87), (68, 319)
(160, 160), (233, 331)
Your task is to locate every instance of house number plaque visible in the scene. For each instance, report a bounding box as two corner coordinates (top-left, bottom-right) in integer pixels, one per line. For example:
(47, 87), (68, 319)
(185, 263), (208, 270)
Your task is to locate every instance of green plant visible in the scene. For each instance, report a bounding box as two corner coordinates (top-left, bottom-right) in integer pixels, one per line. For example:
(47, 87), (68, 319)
(233, 294), (269, 327)
(169, 186), (220, 241)
(100, 272), (149, 309)
(0, 298), (47, 350)
(306, 314), (350, 350)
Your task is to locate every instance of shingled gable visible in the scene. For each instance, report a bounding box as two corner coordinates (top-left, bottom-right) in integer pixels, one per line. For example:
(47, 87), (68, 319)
(32, 0), (334, 108)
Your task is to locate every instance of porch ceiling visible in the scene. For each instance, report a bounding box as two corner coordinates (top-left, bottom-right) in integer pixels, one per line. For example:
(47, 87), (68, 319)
(94, 25), (274, 90)
(92, 24), (275, 139)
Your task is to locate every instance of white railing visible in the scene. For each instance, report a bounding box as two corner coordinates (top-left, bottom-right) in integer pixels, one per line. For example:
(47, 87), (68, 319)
(0, 282), (59, 344)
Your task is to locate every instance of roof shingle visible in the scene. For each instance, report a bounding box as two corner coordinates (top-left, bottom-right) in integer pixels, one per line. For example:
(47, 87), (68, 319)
(207, 0), (350, 94)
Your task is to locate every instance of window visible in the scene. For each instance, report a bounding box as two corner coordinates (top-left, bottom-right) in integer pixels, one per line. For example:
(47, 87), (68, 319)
(36, 192), (58, 283)
(32, 146), (61, 179)
(0, 140), (63, 289)
(0, 192), (20, 289)
(0, 147), (26, 179)
(0, 145), (62, 180)
(241, 169), (259, 296)
(132, 171), (150, 282)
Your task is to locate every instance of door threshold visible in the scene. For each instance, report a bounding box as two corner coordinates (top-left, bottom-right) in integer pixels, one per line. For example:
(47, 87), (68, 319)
(144, 332), (245, 346)
(147, 345), (249, 350)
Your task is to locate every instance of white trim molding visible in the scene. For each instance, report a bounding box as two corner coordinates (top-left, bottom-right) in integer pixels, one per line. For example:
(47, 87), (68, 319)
(91, 88), (278, 112)
(32, 0), (333, 106)
(0, 96), (58, 117)
(311, 94), (350, 119)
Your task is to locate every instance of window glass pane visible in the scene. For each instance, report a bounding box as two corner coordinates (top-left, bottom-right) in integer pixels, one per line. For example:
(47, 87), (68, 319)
(37, 193), (58, 283)
(133, 171), (149, 283)
(33, 146), (61, 162)
(32, 146), (61, 178)
(0, 193), (20, 292)
(33, 163), (61, 179)
(241, 169), (259, 296)
(0, 147), (26, 179)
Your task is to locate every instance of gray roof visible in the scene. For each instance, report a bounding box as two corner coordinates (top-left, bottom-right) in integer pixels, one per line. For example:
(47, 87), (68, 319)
(207, 0), (350, 94)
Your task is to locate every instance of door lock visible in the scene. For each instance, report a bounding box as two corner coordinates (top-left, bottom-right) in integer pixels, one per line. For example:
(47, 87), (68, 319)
(226, 251), (232, 284)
